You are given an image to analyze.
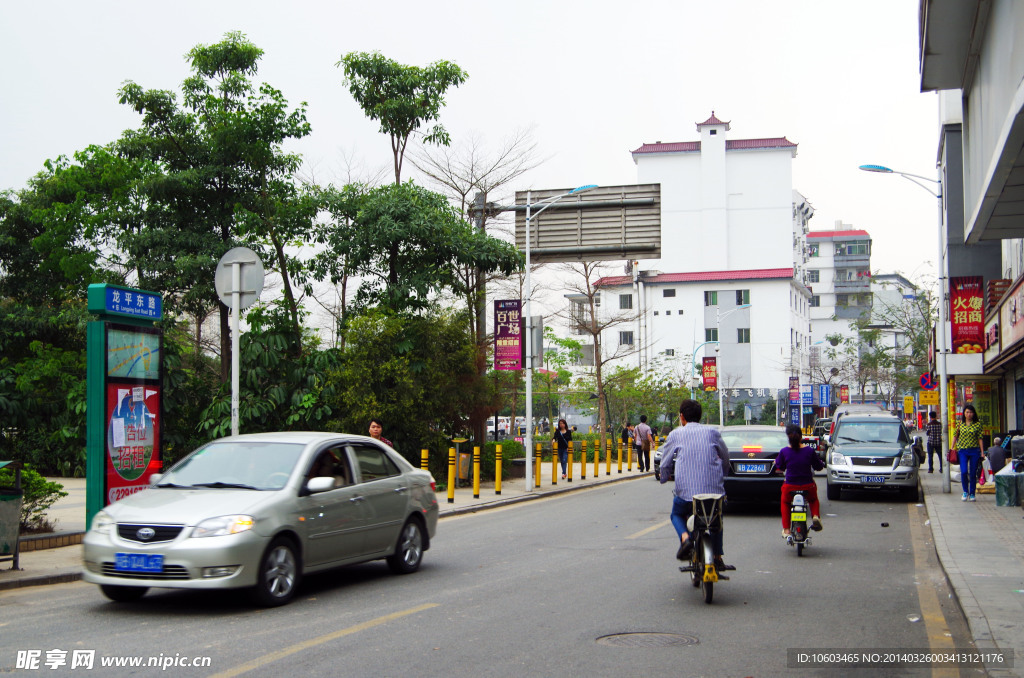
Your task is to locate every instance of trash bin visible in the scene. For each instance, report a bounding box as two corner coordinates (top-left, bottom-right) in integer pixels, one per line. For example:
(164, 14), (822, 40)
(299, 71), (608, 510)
(0, 460), (23, 570)
(458, 452), (471, 481)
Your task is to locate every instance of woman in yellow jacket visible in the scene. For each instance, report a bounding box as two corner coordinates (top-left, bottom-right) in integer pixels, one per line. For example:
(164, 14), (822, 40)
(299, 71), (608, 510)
(951, 404), (983, 502)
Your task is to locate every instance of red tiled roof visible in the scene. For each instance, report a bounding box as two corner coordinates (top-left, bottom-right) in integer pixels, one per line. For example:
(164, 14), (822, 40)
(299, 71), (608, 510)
(631, 138), (798, 155)
(595, 268), (795, 288)
(807, 230), (870, 239)
(697, 111), (730, 128)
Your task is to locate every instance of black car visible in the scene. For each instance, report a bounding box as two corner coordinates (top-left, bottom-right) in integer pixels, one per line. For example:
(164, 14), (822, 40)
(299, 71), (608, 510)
(719, 425), (789, 502)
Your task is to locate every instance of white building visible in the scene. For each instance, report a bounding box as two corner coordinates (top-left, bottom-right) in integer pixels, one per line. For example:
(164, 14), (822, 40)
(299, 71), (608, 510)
(806, 223), (874, 347)
(588, 113), (813, 393)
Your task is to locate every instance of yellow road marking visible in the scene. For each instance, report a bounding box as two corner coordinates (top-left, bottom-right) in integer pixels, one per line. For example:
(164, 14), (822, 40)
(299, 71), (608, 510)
(209, 603), (439, 677)
(907, 503), (957, 678)
(627, 519), (670, 540)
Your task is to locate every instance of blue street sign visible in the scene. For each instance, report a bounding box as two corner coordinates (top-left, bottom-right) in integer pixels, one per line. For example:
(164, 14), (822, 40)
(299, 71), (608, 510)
(819, 384), (832, 406)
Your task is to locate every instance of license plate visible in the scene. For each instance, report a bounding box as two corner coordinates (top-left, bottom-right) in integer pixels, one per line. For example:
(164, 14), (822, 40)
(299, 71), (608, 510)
(791, 512), (807, 521)
(860, 475), (887, 484)
(114, 553), (164, 573)
(735, 462), (766, 473)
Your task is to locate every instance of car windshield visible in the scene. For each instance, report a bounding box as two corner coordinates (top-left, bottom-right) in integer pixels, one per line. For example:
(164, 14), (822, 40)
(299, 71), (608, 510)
(719, 430), (789, 453)
(159, 441), (305, 490)
(835, 421), (908, 444)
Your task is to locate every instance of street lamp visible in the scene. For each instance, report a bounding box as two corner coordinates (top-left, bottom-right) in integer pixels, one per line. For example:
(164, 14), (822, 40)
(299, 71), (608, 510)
(716, 303), (752, 425)
(859, 163), (950, 493)
(523, 184), (598, 491)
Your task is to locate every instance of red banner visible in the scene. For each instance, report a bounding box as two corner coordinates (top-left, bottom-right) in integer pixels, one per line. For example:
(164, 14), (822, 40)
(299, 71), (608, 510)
(494, 300), (522, 370)
(702, 357), (717, 391)
(950, 276), (984, 354)
(839, 384), (850, 404)
(105, 383), (160, 505)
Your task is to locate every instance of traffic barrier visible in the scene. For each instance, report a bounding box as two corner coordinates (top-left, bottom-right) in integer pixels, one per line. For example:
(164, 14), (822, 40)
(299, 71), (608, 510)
(495, 445), (502, 495)
(567, 441), (574, 483)
(580, 440), (587, 479)
(551, 442), (557, 485)
(447, 447), (456, 504)
(617, 439), (623, 474)
(593, 438), (599, 477)
(421, 449), (429, 471)
(473, 446), (481, 499)
(605, 437), (611, 475)
(534, 443), (542, 489)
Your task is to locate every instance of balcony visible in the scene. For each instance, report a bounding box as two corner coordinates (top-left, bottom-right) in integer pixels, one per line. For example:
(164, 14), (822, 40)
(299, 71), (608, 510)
(833, 253), (870, 268)
(833, 278), (871, 293)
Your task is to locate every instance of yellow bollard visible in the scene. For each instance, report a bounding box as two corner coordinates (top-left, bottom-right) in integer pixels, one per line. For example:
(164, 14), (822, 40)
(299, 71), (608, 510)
(535, 443), (542, 488)
(495, 444), (502, 495)
(617, 439), (623, 474)
(447, 447), (456, 504)
(580, 440), (587, 479)
(567, 441), (574, 483)
(473, 446), (481, 499)
(551, 441), (558, 485)
(628, 439), (633, 472)
(594, 438), (599, 478)
(421, 449), (429, 471)
(606, 437), (611, 475)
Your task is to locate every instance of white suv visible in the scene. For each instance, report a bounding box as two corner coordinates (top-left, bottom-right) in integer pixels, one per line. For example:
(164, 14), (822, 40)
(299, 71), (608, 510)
(825, 413), (920, 501)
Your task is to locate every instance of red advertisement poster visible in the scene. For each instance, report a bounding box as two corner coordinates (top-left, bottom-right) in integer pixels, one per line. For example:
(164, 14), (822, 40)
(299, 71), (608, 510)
(105, 382), (160, 505)
(702, 357), (717, 391)
(950, 276), (984, 354)
(839, 384), (850, 404)
(494, 300), (522, 370)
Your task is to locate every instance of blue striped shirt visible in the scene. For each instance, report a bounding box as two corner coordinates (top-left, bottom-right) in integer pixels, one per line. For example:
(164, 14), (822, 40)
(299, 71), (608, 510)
(659, 423), (731, 500)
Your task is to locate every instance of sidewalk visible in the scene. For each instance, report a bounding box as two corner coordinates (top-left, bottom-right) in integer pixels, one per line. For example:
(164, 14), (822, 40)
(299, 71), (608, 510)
(0, 463), (653, 591)
(919, 466), (1024, 677)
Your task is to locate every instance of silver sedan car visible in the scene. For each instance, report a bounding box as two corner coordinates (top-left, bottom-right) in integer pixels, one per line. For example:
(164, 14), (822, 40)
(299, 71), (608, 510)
(83, 432), (439, 606)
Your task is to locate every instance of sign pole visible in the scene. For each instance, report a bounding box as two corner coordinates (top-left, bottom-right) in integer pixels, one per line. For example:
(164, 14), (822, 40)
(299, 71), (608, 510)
(231, 262), (241, 437)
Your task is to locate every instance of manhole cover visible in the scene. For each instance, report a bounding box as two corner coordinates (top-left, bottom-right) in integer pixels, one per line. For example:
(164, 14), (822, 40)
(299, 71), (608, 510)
(596, 632), (700, 648)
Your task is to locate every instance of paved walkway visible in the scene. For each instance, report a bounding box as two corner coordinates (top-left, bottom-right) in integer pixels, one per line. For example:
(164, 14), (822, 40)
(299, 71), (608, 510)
(5, 463), (1024, 677)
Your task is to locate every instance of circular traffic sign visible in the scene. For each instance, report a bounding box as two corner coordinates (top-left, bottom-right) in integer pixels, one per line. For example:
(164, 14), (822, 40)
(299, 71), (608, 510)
(215, 247), (265, 310)
(920, 373), (937, 390)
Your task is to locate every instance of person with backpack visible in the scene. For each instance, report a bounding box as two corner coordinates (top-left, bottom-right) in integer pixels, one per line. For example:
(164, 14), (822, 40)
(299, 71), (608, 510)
(634, 415), (654, 473)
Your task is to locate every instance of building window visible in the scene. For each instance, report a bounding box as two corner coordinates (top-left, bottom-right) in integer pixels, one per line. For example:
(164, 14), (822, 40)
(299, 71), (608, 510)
(665, 310), (671, 316)
(836, 294), (849, 306)
(704, 291), (718, 306)
(653, 311), (659, 316)
(619, 331), (634, 346)
(665, 349), (675, 356)
(663, 288), (676, 298)
(807, 270), (819, 283)
(710, 129), (717, 135)
(736, 289), (750, 305)
(808, 243), (819, 257)
(737, 328), (750, 343)
(810, 295), (820, 307)
(679, 310), (684, 315)
(619, 294), (633, 310)
(705, 328), (718, 342)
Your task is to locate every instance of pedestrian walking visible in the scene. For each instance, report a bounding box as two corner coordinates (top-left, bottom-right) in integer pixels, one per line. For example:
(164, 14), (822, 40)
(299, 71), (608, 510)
(925, 411), (943, 473)
(634, 415), (654, 473)
(951, 404), (983, 501)
(368, 418), (393, 447)
(552, 419), (572, 479)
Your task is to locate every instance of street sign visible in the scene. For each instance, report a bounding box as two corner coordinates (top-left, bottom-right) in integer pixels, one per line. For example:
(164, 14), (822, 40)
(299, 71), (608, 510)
(215, 247), (264, 310)
(903, 396), (915, 413)
(920, 373), (937, 390)
(920, 390), (940, 406)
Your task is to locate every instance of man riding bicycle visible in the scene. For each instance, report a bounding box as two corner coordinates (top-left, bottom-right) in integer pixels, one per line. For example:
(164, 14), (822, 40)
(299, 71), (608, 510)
(658, 399), (732, 573)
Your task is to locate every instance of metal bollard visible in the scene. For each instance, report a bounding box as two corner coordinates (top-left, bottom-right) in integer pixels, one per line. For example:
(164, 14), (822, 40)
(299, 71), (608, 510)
(606, 437), (611, 475)
(447, 447), (456, 504)
(473, 446), (481, 499)
(593, 438), (599, 478)
(567, 441), (574, 483)
(495, 444), (502, 495)
(580, 440), (587, 479)
(617, 439), (623, 473)
(421, 449), (429, 471)
(551, 441), (557, 485)
(534, 443), (542, 489)
(628, 440), (633, 471)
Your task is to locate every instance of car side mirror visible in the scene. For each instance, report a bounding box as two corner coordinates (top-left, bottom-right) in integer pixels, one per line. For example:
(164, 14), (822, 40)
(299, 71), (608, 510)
(149, 473), (163, 485)
(306, 476), (335, 494)
(822, 434), (831, 445)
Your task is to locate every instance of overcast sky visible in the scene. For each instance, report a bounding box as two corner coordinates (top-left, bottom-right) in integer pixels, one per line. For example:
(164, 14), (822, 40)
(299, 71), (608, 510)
(1, 0), (938, 290)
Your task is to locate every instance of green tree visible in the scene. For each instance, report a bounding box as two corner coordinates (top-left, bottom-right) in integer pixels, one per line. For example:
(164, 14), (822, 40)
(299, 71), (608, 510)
(118, 31), (312, 375)
(337, 52), (467, 184)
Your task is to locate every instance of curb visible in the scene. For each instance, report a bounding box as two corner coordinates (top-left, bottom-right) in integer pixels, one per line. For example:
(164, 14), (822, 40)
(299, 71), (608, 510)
(18, 531), (84, 552)
(0, 572), (82, 592)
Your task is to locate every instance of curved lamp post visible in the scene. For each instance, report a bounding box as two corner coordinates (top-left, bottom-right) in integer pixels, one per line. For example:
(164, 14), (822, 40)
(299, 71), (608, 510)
(858, 163), (949, 493)
(523, 184), (597, 490)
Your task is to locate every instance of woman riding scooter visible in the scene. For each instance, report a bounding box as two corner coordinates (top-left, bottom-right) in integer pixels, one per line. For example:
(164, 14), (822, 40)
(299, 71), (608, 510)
(776, 424), (824, 538)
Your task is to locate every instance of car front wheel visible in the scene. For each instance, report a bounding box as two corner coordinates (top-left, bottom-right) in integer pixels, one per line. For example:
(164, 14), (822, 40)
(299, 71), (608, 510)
(826, 482), (841, 501)
(251, 537), (300, 607)
(387, 519), (424, 574)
